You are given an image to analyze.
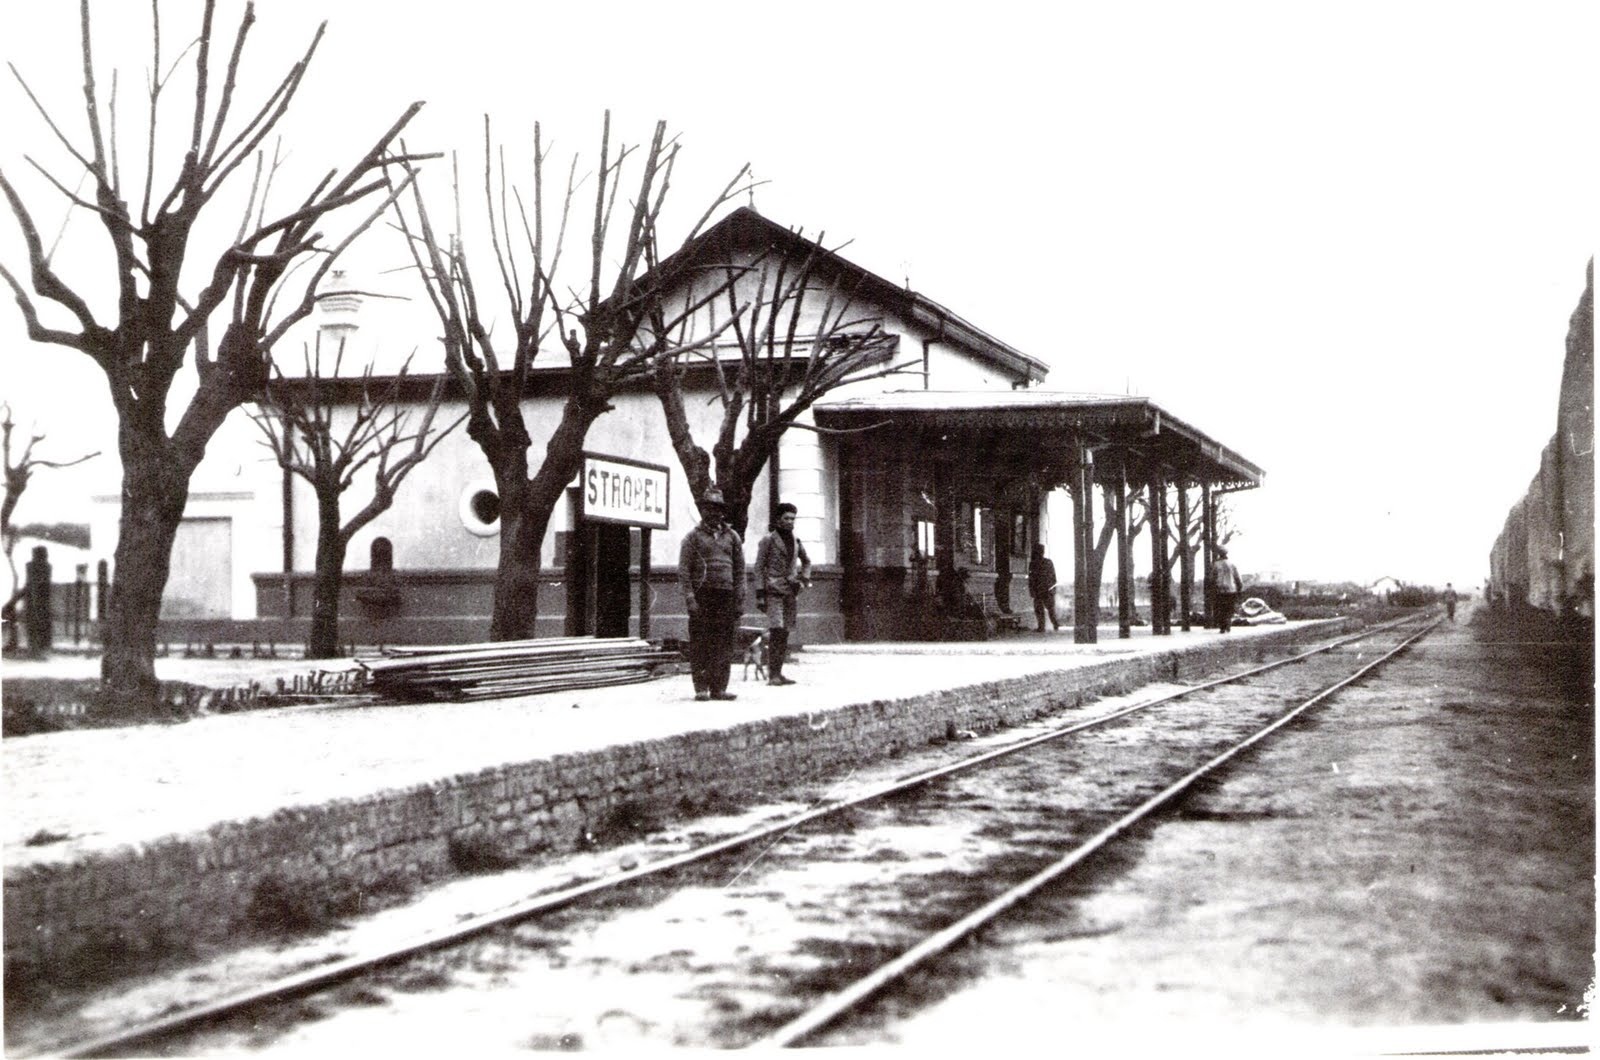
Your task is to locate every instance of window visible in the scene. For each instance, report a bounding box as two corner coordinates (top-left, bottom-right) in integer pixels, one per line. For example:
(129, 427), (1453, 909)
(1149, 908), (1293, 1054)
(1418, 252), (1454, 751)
(957, 502), (975, 558)
(915, 519), (936, 560)
(459, 479), (501, 536)
(470, 491), (500, 524)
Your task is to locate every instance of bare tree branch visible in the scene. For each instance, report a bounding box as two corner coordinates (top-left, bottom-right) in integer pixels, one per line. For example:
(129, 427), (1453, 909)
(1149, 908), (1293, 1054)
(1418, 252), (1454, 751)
(251, 338), (463, 655)
(2, 402), (99, 572)
(0, 172), (104, 350)
(0, 1), (428, 701)
(394, 111), (747, 638)
(650, 219), (895, 535)
(7, 62), (99, 179)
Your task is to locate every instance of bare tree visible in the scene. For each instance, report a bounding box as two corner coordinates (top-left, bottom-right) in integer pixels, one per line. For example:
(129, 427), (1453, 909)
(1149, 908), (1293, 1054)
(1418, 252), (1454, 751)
(1, 402), (98, 625)
(392, 113), (748, 640)
(1166, 482), (1200, 575)
(650, 218), (909, 537)
(1081, 479), (1148, 617)
(1166, 484), (1235, 575)
(0, 1), (429, 706)
(250, 338), (463, 658)
(1076, 478), (1238, 624)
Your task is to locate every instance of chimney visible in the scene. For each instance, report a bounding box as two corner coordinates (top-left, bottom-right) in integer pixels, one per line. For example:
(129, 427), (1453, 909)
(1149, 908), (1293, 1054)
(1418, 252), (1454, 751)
(318, 269), (362, 351)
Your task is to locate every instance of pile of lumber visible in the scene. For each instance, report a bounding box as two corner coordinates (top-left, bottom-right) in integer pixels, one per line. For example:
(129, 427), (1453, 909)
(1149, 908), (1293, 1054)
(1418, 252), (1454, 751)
(356, 637), (679, 701)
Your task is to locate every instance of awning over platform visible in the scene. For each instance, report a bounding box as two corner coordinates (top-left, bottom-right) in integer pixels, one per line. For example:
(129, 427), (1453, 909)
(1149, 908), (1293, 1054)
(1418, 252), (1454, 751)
(813, 390), (1263, 490)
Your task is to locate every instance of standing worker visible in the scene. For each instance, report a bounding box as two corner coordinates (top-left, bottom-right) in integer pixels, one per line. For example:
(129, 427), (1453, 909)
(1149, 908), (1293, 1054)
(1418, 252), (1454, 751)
(1442, 582), (1458, 622)
(754, 501), (812, 686)
(678, 488), (744, 701)
(1027, 543), (1061, 633)
(1211, 546), (1243, 633)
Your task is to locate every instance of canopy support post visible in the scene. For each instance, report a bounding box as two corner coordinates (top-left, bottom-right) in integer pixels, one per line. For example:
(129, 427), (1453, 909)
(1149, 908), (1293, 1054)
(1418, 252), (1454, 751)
(1116, 461), (1133, 639)
(1177, 478), (1193, 632)
(1073, 440), (1097, 644)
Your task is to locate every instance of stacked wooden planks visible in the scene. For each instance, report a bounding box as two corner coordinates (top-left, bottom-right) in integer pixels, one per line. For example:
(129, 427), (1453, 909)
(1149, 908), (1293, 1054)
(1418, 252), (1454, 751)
(356, 637), (679, 701)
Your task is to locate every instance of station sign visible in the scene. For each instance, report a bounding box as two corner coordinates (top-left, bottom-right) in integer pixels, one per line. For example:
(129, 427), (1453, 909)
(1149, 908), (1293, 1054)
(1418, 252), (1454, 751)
(579, 452), (670, 530)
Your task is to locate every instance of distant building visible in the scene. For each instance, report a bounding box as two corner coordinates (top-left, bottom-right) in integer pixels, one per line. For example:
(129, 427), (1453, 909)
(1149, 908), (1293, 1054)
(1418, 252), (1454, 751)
(1368, 576), (1403, 599)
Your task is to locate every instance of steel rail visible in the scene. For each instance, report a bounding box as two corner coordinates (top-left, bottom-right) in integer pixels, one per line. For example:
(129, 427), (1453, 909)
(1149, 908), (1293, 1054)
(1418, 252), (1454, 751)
(754, 617), (1441, 1047)
(46, 616), (1429, 1059)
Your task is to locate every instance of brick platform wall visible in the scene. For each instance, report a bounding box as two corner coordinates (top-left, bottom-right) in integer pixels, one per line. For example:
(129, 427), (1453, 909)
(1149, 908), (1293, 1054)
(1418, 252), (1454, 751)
(3, 619), (1356, 988)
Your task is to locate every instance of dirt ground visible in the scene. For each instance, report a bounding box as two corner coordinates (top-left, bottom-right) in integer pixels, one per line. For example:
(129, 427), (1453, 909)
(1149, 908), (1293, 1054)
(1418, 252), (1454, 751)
(863, 602), (1595, 1053)
(9, 607), (1591, 1055)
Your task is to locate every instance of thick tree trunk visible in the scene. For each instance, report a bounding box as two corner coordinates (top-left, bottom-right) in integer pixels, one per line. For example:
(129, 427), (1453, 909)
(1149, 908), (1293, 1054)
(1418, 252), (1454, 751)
(654, 367), (779, 542)
(307, 496), (347, 659)
(100, 447), (187, 711)
(1084, 487), (1118, 622)
(723, 480), (756, 541)
(491, 476), (545, 641)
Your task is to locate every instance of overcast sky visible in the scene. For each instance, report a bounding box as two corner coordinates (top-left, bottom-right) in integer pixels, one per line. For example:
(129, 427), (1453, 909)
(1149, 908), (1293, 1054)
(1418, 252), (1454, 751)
(2, 0), (1595, 588)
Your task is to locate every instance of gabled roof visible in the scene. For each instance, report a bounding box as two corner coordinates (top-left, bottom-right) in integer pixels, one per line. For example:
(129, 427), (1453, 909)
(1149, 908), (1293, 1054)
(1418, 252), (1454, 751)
(653, 207), (1050, 385)
(271, 207), (1048, 404)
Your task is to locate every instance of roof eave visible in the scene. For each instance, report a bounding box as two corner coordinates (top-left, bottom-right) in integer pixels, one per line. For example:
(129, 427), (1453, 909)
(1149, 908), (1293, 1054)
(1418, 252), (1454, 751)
(905, 296), (1050, 383)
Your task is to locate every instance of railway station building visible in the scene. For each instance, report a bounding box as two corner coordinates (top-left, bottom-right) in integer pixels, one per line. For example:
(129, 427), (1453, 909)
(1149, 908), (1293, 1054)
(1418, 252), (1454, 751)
(86, 208), (1261, 647)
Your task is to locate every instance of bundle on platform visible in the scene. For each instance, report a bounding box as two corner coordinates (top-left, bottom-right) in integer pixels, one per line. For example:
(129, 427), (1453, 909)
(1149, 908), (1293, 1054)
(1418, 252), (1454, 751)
(355, 637), (680, 701)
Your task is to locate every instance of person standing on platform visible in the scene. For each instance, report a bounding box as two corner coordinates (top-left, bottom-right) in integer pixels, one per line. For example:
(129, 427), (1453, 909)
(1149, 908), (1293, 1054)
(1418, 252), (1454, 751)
(1443, 582), (1458, 621)
(1027, 543), (1061, 632)
(1211, 546), (1244, 633)
(678, 488), (744, 701)
(755, 502), (812, 686)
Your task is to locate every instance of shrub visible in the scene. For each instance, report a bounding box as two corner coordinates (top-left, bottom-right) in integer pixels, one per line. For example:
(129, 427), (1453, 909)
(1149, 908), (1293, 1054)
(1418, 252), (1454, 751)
(246, 866), (412, 934)
(448, 831), (521, 874)
(1391, 585), (1437, 608)
(597, 799), (663, 841)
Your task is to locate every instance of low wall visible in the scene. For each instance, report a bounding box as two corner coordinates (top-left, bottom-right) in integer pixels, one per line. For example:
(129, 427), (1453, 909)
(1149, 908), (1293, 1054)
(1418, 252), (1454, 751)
(241, 568), (846, 648)
(3, 619), (1355, 989)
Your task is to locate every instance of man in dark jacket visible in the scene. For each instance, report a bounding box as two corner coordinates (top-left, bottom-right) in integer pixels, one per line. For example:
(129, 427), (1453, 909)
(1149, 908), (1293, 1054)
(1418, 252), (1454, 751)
(1027, 543), (1060, 632)
(678, 488), (744, 701)
(754, 501), (812, 686)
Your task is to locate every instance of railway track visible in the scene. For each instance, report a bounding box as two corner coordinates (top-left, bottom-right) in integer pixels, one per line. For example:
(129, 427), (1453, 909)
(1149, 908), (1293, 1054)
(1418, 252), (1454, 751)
(44, 616), (1437, 1055)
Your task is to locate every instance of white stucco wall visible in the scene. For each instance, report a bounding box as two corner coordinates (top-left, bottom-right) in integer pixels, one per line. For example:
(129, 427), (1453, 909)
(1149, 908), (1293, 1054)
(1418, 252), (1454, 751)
(89, 408), (279, 621)
(924, 340), (1019, 389)
(155, 219), (1045, 603)
(279, 383), (785, 578)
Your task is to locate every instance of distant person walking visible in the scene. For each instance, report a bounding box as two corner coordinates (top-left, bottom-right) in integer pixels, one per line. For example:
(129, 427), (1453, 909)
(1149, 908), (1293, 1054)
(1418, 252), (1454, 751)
(1211, 547), (1243, 633)
(678, 488), (744, 701)
(1027, 543), (1061, 632)
(1443, 582), (1458, 622)
(754, 502), (812, 686)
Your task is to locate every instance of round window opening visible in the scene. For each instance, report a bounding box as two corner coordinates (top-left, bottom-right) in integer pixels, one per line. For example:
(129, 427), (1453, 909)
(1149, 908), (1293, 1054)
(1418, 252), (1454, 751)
(458, 480), (502, 536)
(470, 489), (500, 525)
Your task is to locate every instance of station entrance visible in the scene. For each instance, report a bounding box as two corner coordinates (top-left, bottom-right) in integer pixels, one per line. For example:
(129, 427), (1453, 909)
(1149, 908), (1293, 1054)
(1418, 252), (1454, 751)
(565, 523), (647, 638)
(563, 453), (670, 639)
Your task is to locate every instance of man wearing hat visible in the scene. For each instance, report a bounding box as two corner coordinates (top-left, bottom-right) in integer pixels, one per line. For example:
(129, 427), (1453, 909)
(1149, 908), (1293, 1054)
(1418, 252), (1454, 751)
(1211, 546), (1244, 633)
(677, 487), (745, 700)
(754, 501), (812, 685)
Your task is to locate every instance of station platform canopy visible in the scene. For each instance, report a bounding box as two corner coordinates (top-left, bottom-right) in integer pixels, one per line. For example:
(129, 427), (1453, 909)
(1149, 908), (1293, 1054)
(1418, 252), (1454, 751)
(813, 390), (1263, 492)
